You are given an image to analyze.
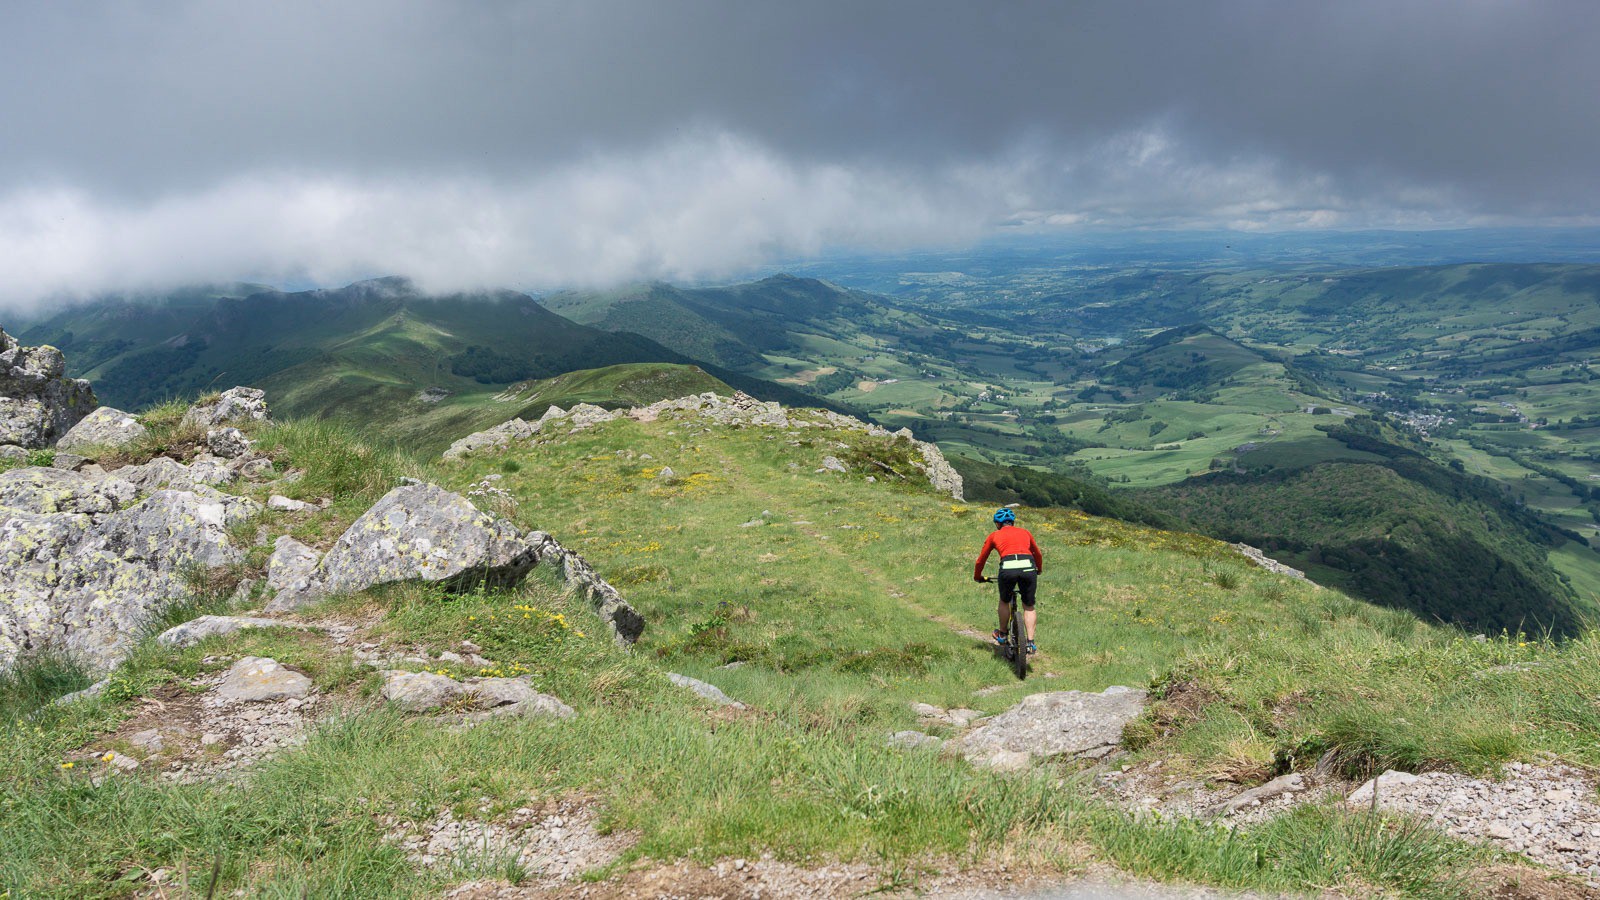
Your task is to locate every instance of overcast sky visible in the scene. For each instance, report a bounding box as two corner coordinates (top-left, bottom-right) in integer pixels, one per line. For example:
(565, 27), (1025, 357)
(0, 0), (1596, 307)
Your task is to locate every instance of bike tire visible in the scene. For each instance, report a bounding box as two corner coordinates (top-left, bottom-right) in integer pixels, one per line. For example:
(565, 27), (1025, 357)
(1011, 603), (1027, 680)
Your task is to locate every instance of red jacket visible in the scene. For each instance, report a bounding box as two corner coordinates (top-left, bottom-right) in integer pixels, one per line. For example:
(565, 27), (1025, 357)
(975, 525), (1042, 579)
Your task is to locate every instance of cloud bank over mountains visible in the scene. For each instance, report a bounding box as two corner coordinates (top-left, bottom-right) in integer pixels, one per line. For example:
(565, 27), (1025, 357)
(1, 1), (1596, 308)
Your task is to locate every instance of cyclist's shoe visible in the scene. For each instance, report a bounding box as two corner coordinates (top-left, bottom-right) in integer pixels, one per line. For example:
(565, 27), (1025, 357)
(1026, 640), (1038, 655)
(992, 629), (1009, 646)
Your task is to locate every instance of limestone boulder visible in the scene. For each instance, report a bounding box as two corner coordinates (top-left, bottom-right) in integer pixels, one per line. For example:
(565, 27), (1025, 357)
(55, 407), (147, 453)
(318, 483), (540, 596)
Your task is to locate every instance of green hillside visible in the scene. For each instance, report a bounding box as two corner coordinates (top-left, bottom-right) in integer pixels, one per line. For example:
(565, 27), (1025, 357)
(540, 274), (890, 370)
(6, 396), (1599, 896)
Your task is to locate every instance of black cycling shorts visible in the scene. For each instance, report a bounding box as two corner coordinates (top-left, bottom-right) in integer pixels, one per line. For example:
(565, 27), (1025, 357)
(998, 570), (1037, 609)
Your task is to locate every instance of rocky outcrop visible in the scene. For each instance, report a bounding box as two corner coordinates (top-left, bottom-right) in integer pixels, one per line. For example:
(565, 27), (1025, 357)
(0, 465), (259, 672)
(526, 531), (645, 644)
(442, 417), (538, 460)
(444, 390), (965, 500)
(181, 386), (270, 429)
(948, 686), (1146, 770)
(0, 326), (97, 449)
(1346, 763), (1600, 878)
(109, 456), (237, 493)
(248, 481), (643, 645)
(1231, 543), (1307, 580)
(0, 466), (136, 515)
(55, 407), (147, 452)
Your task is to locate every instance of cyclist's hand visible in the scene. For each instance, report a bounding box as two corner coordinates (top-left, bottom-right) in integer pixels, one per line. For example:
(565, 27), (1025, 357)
(973, 574), (985, 583)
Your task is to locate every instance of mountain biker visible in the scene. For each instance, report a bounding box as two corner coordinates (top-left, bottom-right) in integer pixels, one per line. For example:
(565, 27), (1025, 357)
(973, 508), (1042, 655)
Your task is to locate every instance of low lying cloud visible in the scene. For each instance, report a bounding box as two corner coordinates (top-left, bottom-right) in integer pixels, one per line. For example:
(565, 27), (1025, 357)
(0, 126), (1571, 314)
(0, 133), (996, 313)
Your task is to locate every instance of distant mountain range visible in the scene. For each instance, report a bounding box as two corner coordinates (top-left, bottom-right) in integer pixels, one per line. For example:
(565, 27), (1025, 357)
(13, 278), (838, 450)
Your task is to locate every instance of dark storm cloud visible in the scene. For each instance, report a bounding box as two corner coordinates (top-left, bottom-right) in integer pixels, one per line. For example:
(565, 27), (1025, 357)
(0, 0), (1595, 306)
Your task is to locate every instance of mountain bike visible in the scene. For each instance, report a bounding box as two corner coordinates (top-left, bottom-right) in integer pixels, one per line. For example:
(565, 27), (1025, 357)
(978, 577), (1027, 680)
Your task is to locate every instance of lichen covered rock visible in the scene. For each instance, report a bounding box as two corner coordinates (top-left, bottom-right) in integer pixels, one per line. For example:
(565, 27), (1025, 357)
(318, 483), (540, 596)
(263, 536), (324, 613)
(0, 480), (258, 671)
(157, 615), (298, 648)
(55, 407), (147, 452)
(0, 467), (136, 517)
(0, 327), (97, 449)
(205, 427), (253, 459)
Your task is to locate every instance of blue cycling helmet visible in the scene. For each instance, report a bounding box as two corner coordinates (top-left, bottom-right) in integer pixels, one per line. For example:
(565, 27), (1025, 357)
(993, 508), (1016, 525)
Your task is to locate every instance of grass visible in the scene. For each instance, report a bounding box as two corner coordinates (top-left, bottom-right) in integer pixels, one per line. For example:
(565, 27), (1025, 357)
(0, 398), (1583, 897)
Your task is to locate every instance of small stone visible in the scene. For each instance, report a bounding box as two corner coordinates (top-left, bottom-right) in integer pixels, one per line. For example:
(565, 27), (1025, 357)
(668, 673), (745, 708)
(50, 452), (90, 471)
(103, 751), (140, 771)
(215, 657), (312, 703)
(382, 670), (465, 712)
(267, 494), (318, 513)
(239, 458), (275, 479)
(887, 730), (941, 750)
(128, 728), (165, 752)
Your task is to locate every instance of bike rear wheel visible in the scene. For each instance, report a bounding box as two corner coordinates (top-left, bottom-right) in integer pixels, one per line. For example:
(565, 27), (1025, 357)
(1010, 603), (1027, 680)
